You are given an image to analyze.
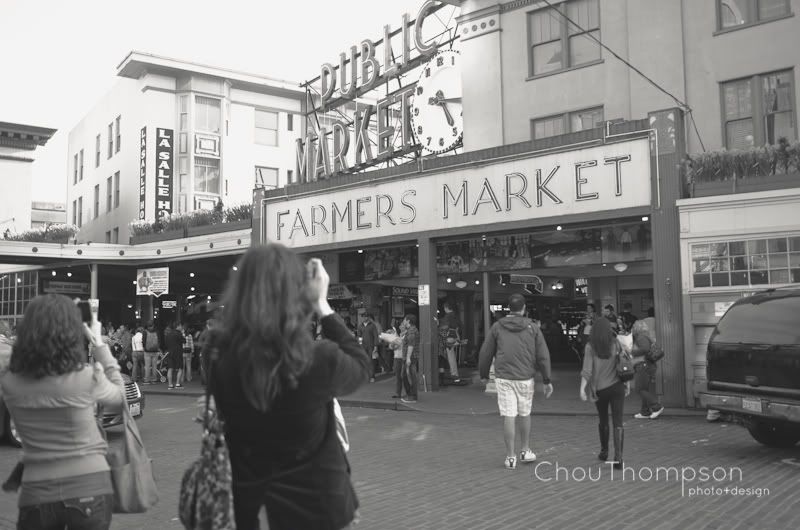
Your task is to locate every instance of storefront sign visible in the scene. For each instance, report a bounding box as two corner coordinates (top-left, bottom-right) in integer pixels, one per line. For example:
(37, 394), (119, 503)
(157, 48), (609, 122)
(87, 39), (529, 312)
(136, 267), (169, 297)
(139, 127), (146, 220)
(328, 284), (354, 300)
(391, 286), (419, 297)
(155, 128), (174, 219)
(267, 138), (651, 249)
(297, 1), (443, 182)
(418, 284), (430, 306)
(43, 281), (90, 295)
(161, 300), (177, 309)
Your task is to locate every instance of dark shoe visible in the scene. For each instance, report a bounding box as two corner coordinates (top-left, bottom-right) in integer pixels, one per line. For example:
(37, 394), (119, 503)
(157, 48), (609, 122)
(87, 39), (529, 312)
(598, 424), (609, 461)
(391, 395), (402, 399)
(612, 427), (624, 470)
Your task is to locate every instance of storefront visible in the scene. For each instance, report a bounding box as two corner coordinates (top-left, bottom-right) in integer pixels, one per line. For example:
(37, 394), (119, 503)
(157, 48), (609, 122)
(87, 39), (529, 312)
(255, 115), (688, 403)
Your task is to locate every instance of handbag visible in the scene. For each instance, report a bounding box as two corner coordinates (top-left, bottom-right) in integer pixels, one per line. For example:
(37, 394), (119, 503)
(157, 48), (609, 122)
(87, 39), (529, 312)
(333, 398), (350, 453)
(106, 399), (160, 513)
(615, 343), (635, 382)
(646, 341), (665, 363)
(179, 358), (236, 530)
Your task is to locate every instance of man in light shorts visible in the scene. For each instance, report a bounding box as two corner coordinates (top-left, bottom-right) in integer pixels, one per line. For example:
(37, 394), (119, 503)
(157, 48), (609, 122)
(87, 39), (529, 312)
(479, 293), (553, 469)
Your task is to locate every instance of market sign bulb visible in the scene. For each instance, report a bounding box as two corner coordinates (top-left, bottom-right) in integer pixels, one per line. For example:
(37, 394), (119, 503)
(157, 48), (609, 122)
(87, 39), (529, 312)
(455, 280), (468, 289)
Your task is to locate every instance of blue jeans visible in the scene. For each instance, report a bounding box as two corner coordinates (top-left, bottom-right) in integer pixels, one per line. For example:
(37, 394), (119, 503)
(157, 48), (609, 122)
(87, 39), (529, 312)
(634, 361), (661, 415)
(17, 493), (112, 530)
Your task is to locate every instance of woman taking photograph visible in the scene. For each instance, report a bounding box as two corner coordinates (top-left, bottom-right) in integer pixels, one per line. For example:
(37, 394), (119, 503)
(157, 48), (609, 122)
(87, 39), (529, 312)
(579, 316), (630, 469)
(205, 244), (370, 530)
(0, 294), (124, 529)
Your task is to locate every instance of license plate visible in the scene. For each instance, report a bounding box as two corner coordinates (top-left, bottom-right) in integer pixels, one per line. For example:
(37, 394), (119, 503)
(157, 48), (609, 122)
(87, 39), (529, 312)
(742, 398), (762, 413)
(129, 402), (141, 417)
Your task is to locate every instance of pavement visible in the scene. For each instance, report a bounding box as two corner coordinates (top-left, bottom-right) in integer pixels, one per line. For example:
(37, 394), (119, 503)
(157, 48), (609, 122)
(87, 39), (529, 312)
(141, 363), (704, 418)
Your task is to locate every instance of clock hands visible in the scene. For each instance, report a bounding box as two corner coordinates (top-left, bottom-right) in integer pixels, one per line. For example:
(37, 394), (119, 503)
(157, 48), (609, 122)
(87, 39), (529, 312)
(428, 90), (455, 126)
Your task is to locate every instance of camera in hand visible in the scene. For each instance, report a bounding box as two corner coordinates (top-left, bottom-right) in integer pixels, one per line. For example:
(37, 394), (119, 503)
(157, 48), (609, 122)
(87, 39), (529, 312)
(77, 300), (92, 324)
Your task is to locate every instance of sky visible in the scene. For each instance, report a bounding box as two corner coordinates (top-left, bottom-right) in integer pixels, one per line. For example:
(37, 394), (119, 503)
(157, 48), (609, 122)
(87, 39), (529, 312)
(0, 0), (437, 204)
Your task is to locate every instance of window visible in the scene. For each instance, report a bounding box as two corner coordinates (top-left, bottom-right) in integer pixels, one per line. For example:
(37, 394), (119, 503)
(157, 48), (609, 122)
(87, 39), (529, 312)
(528, 0), (600, 77)
(77, 197), (83, 227)
(195, 96), (221, 134)
(107, 122), (113, 159)
(73, 154), (78, 185)
(105, 231), (111, 244)
(194, 157), (220, 194)
(79, 149), (84, 181)
(106, 176), (113, 212)
(532, 106), (604, 139)
(115, 115), (121, 152)
(95, 134), (101, 167)
(721, 70), (796, 149)
(94, 185), (100, 219)
(255, 109), (278, 146)
(255, 166), (279, 189)
(72, 200), (77, 225)
(287, 113), (294, 131)
(691, 236), (800, 287)
(287, 169), (294, 183)
(114, 171), (120, 208)
(113, 227), (119, 244)
(718, 0), (790, 30)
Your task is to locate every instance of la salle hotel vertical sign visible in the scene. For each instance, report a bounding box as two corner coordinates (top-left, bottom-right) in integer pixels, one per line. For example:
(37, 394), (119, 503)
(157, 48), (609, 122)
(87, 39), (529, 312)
(139, 127), (147, 220)
(155, 128), (174, 218)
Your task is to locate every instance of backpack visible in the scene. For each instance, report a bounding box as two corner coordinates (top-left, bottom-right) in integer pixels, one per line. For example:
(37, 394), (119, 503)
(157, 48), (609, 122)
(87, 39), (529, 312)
(615, 342), (635, 382)
(646, 342), (665, 363)
(144, 331), (159, 352)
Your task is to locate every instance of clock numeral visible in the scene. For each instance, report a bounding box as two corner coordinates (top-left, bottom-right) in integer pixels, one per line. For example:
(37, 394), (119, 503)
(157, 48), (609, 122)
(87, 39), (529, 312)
(437, 56), (444, 67)
(417, 125), (423, 135)
(426, 136), (432, 146)
(451, 55), (455, 65)
(452, 127), (459, 137)
(425, 67), (430, 78)
(416, 86), (423, 96)
(414, 108), (419, 117)
(439, 137), (445, 147)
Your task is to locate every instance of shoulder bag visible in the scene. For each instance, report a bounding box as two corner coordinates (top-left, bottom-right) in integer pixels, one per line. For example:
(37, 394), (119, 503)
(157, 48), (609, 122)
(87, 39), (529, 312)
(646, 341), (665, 363)
(178, 357), (236, 530)
(106, 396), (160, 513)
(615, 342), (635, 382)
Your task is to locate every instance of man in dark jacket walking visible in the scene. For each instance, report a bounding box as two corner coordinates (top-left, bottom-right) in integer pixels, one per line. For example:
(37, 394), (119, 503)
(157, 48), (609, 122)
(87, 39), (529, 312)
(359, 313), (380, 383)
(479, 294), (553, 470)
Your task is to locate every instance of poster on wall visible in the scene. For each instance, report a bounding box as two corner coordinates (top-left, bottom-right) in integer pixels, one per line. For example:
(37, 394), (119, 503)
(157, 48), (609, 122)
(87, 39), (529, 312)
(436, 240), (471, 273)
(135, 267), (169, 297)
(155, 128), (174, 219)
(469, 234), (533, 272)
(363, 247), (416, 280)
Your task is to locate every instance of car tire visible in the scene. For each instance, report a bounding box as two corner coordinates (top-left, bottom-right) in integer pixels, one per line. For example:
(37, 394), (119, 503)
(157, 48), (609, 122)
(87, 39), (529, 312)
(747, 421), (800, 448)
(3, 413), (22, 448)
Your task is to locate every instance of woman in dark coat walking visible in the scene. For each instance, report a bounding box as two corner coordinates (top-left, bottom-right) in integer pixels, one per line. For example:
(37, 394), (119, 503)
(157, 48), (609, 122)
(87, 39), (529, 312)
(204, 244), (370, 530)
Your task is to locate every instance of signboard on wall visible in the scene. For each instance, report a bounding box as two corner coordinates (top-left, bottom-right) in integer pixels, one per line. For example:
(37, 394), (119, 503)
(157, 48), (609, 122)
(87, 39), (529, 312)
(155, 128), (174, 219)
(135, 267), (169, 297)
(43, 281), (90, 295)
(139, 127), (146, 220)
(266, 138), (651, 249)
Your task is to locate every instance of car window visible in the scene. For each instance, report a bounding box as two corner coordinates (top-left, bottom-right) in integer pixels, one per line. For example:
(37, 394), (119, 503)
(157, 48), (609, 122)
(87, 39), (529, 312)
(714, 296), (800, 345)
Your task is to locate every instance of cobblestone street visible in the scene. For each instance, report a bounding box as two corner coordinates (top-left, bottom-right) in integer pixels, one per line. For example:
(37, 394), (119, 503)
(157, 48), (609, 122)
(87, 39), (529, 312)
(1, 394), (798, 530)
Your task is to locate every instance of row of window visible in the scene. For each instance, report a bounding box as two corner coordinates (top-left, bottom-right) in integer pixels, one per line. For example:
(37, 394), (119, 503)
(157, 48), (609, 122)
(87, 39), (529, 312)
(194, 95), (289, 146)
(105, 227), (120, 244)
(73, 116), (121, 185)
(0, 271), (37, 320)
(691, 236), (800, 288)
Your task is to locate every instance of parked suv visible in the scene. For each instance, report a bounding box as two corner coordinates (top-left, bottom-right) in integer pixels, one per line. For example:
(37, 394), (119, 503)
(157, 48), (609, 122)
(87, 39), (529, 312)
(700, 288), (800, 448)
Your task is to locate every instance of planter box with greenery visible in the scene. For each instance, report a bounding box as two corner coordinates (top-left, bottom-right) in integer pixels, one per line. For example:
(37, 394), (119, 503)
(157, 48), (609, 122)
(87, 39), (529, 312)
(128, 203), (252, 245)
(684, 139), (800, 198)
(186, 219), (251, 237)
(2, 224), (78, 244)
(129, 229), (186, 245)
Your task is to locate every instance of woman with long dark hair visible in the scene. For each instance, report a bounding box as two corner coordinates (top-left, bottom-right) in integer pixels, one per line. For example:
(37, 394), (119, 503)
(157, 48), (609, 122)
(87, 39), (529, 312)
(0, 294), (124, 529)
(205, 244), (370, 529)
(579, 316), (630, 469)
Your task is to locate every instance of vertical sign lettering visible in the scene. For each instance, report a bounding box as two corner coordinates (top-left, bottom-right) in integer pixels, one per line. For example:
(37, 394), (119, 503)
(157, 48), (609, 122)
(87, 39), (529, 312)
(139, 127), (146, 220)
(155, 128), (174, 218)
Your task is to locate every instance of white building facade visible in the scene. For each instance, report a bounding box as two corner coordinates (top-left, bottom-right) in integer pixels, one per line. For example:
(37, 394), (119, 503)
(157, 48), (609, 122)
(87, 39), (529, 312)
(67, 52), (305, 244)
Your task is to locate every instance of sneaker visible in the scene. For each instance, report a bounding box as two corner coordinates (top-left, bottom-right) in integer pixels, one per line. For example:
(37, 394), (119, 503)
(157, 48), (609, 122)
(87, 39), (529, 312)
(400, 397), (417, 404)
(634, 413), (650, 419)
(649, 406), (665, 419)
(175, 385), (184, 389)
(369, 377), (375, 383)
(168, 385), (175, 389)
(504, 456), (517, 470)
(519, 449), (536, 463)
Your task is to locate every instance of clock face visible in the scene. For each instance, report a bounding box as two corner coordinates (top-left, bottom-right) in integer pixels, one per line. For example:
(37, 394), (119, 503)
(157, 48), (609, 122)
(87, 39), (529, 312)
(411, 50), (463, 155)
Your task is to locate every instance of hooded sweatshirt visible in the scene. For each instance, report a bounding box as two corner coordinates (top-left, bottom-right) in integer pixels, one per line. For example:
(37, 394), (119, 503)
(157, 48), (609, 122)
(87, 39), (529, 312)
(478, 314), (552, 382)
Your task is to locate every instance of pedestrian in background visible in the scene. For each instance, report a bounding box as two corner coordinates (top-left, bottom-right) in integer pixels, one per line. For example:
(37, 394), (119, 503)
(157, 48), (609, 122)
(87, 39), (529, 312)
(359, 312), (380, 383)
(182, 325), (195, 382)
(632, 307), (664, 419)
(442, 301), (462, 383)
(0, 294), (124, 530)
(580, 316), (630, 469)
(400, 314), (420, 404)
(479, 293), (553, 470)
(164, 322), (184, 389)
(143, 322), (161, 384)
(602, 304), (620, 333)
(379, 318), (405, 399)
(131, 324), (145, 383)
(203, 245), (369, 529)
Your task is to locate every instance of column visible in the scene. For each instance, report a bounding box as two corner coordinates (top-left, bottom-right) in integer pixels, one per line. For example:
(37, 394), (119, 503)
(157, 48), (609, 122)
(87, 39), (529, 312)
(252, 187), (265, 245)
(90, 264), (98, 299)
(417, 236), (439, 391)
(648, 108), (687, 406)
(482, 271), (496, 394)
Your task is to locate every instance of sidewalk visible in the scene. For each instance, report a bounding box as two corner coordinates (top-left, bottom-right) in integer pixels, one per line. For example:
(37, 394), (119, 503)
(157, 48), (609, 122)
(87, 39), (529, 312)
(141, 365), (704, 418)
